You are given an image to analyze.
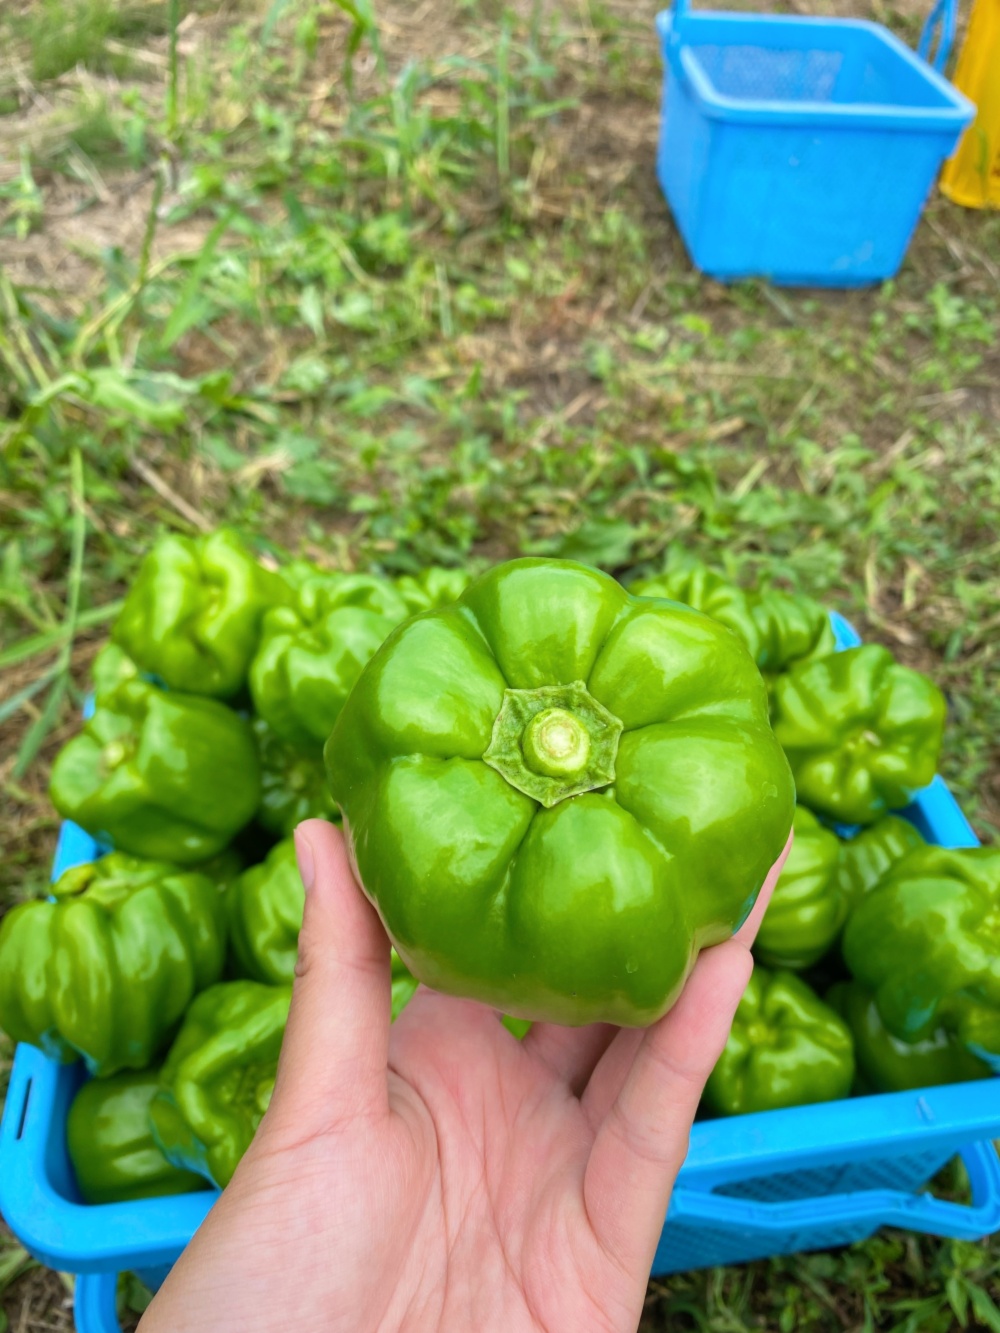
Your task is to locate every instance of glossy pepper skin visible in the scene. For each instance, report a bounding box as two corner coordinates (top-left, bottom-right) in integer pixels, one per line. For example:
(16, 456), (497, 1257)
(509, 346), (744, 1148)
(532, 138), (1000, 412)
(771, 644), (946, 826)
(632, 565), (762, 663)
(250, 571), (411, 749)
(0, 854), (227, 1076)
(326, 557), (795, 1027)
(227, 839), (303, 985)
(842, 845), (1000, 1060)
(755, 806), (844, 970)
(150, 981), (291, 1189)
(704, 968), (855, 1116)
(827, 981), (991, 1094)
(113, 529), (289, 698)
(252, 718), (337, 837)
(67, 1071), (206, 1204)
(49, 679), (260, 864)
(396, 567), (472, 614)
(836, 814), (925, 908)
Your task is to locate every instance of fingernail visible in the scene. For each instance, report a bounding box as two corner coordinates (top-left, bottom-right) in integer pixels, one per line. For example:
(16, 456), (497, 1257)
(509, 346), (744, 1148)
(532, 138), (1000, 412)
(294, 826), (316, 893)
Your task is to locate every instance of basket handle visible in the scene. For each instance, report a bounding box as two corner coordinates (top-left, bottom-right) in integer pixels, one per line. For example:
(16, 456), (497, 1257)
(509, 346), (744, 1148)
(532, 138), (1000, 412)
(918, 0), (958, 71)
(74, 1271), (121, 1333)
(669, 1140), (1000, 1240)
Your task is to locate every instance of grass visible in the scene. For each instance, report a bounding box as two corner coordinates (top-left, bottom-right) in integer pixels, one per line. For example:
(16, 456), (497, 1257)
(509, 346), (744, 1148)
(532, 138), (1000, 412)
(1, 0), (999, 1326)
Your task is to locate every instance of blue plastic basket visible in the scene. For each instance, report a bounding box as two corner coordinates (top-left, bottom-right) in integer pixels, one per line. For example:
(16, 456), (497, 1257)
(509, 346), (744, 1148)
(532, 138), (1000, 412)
(655, 0), (975, 286)
(1, 615), (999, 1333)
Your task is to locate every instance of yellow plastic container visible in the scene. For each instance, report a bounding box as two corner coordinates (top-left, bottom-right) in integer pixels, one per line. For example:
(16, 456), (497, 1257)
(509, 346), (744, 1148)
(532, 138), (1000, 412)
(940, 0), (1000, 207)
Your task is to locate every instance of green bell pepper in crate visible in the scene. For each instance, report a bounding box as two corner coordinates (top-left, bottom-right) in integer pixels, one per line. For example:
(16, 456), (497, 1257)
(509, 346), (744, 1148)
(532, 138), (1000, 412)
(113, 528), (289, 698)
(49, 679), (260, 864)
(843, 845), (1000, 1060)
(326, 557), (795, 1027)
(67, 1070), (206, 1204)
(704, 968), (855, 1116)
(837, 814), (925, 907)
(395, 567), (472, 614)
(150, 981), (291, 1189)
(250, 571), (411, 749)
(632, 564), (762, 663)
(0, 854), (227, 1077)
(252, 718), (337, 838)
(749, 587), (836, 675)
(771, 644), (946, 825)
(755, 806), (844, 970)
(227, 839), (303, 986)
(827, 981), (991, 1094)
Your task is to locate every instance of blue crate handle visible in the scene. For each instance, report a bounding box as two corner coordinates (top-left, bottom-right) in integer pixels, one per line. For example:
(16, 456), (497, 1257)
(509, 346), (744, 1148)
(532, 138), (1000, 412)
(75, 1271), (119, 1333)
(671, 0), (958, 70)
(671, 1140), (1000, 1238)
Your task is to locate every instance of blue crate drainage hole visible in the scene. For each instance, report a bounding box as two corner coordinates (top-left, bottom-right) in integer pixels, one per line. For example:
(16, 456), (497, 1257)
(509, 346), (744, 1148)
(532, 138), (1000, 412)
(715, 1148), (954, 1204)
(14, 1078), (32, 1140)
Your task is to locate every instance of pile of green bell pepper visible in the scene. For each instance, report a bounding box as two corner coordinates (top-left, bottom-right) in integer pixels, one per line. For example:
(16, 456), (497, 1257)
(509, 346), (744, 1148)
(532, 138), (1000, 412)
(4, 526), (993, 1200)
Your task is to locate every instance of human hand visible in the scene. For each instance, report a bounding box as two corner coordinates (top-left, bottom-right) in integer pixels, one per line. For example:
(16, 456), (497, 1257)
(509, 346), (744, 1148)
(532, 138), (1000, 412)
(140, 819), (791, 1333)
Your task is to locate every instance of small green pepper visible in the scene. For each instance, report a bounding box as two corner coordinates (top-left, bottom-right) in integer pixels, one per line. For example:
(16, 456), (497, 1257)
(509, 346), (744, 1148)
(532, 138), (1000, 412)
(49, 679), (260, 864)
(150, 981), (291, 1189)
(395, 567), (472, 614)
(836, 814), (925, 908)
(771, 645), (946, 825)
(704, 967), (855, 1116)
(250, 571), (411, 748)
(755, 806), (844, 970)
(67, 1070), (207, 1204)
(227, 839), (303, 986)
(842, 845), (1000, 1059)
(113, 529), (289, 698)
(253, 718), (337, 838)
(326, 557), (795, 1027)
(0, 854), (227, 1076)
(749, 588), (836, 675)
(827, 981), (991, 1094)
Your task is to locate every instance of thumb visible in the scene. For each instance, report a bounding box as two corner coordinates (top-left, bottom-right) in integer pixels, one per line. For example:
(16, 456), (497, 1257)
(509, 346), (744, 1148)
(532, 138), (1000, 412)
(266, 820), (392, 1139)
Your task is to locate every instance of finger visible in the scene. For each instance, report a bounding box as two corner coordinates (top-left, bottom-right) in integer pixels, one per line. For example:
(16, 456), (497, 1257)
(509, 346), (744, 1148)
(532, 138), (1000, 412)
(266, 820), (391, 1138)
(583, 940), (754, 1274)
(522, 1022), (618, 1095)
(734, 826), (794, 947)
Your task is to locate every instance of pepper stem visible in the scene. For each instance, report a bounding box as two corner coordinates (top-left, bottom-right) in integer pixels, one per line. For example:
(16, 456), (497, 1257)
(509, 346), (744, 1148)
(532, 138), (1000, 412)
(483, 681), (623, 808)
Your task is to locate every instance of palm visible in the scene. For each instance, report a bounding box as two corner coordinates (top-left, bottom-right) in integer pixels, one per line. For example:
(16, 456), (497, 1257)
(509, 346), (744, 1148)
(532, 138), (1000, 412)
(142, 823), (786, 1333)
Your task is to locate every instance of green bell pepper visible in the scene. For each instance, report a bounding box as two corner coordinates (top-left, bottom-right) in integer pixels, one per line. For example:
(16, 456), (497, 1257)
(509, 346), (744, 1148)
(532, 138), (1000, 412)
(227, 839), (303, 986)
(826, 981), (991, 1094)
(842, 845), (1000, 1060)
(49, 679), (260, 864)
(771, 644), (946, 825)
(113, 529), (289, 698)
(633, 564), (762, 663)
(90, 643), (141, 700)
(703, 967), (855, 1116)
(326, 557), (795, 1027)
(67, 1070), (207, 1204)
(754, 806), (844, 970)
(150, 981), (291, 1189)
(252, 718), (337, 837)
(0, 854), (227, 1076)
(836, 814), (925, 909)
(749, 587), (836, 675)
(250, 571), (411, 748)
(396, 567), (472, 614)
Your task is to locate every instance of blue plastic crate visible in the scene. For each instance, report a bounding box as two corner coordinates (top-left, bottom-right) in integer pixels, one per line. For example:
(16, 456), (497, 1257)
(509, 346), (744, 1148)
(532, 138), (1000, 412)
(1, 615), (999, 1332)
(655, 0), (975, 287)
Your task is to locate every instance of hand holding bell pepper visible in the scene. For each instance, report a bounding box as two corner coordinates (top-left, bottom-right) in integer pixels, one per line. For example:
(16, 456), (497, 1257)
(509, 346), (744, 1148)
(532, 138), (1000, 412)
(0, 854), (227, 1076)
(704, 967), (855, 1116)
(113, 528), (289, 698)
(326, 557), (795, 1027)
(771, 644), (946, 825)
(67, 1070), (207, 1204)
(49, 679), (260, 864)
